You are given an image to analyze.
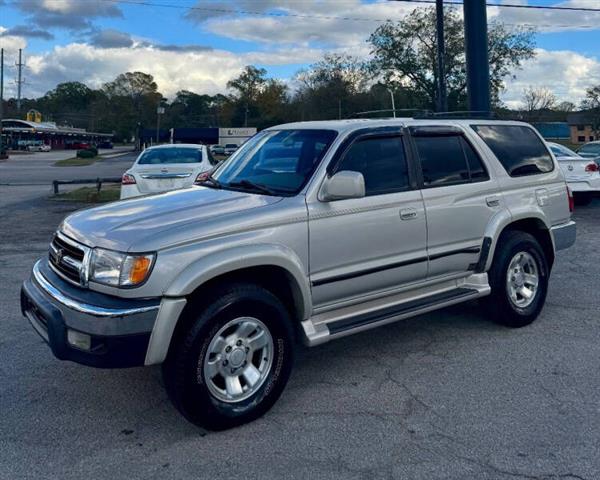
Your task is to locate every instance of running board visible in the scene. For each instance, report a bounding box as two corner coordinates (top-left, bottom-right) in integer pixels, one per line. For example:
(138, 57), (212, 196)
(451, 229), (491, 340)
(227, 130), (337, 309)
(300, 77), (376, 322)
(301, 283), (489, 346)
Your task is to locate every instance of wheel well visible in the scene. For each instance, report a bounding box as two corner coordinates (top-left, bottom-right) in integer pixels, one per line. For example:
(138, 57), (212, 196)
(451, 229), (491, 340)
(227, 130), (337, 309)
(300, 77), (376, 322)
(500, 218), (554, 268)
(168, 266), (305, 356)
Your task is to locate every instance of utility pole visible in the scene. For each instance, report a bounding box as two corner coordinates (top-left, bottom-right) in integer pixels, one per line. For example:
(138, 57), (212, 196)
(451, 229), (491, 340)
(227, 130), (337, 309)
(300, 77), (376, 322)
(463, 0), (491, 112)
(16, 48), (25, 113)
(156, 105), (164, 143)
(435, 0), (448, 112)
(244, 102), (249, 127)
(388, 88), (396, 118)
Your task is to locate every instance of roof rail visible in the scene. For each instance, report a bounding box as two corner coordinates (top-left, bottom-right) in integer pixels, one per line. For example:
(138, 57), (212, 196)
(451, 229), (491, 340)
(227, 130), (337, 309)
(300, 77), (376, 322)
(351, 108), (433, 118)
(413, 110), (497, 120)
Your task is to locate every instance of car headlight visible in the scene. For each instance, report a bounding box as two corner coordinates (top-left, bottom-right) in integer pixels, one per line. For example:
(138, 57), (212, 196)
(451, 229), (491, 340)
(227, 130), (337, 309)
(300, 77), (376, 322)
(89, 248), (155, 287)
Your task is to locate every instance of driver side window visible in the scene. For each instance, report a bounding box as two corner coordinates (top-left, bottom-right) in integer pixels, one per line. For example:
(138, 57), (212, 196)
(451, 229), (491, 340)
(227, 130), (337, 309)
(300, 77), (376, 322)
(335, 136), (410, 196)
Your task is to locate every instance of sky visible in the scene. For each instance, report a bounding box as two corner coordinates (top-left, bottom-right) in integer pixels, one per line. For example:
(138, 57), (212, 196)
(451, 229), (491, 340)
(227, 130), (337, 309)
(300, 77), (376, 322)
(0, 0), (600, 109)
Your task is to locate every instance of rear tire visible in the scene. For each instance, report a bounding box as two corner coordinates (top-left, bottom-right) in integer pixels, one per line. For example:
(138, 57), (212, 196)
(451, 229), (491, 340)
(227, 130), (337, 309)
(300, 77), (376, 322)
(162, 283), (295, 430)
(485, 231), (548, 328)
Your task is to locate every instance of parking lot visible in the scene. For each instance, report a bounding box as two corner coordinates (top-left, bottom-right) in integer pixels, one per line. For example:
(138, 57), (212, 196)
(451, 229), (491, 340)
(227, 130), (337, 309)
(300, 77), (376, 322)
(1, 155), (600, 479)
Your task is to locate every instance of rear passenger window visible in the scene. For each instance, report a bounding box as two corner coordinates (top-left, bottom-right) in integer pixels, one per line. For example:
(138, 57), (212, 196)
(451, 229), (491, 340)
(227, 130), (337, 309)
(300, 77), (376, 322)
(336, 136), (409, 196)
(414, 135), (489, 187)
(472, 125), (554, 177)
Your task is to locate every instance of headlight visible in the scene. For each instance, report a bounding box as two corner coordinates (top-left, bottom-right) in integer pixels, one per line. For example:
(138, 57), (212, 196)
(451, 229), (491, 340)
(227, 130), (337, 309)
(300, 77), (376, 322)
(89, 248), (155, 287)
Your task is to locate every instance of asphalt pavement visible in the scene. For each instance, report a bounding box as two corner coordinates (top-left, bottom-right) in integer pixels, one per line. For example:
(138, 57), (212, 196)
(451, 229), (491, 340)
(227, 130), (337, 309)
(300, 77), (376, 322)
(1, 179), (599, 479)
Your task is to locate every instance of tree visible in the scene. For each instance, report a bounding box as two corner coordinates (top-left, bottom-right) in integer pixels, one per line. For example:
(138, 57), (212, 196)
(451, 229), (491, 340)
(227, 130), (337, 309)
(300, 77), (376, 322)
(581, 85), (600, 138)
(368, 7), (536, 110)
(227, 66), (268, 103)
(522, 86), (556, 120)
(555, 101), (576, 113)
(294, 54), (370, 120)
(102, 72), (162, 142)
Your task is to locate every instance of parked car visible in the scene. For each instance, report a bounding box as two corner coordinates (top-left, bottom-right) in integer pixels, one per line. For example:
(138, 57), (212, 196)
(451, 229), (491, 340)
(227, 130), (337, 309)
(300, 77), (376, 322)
(70, 142), (91, 150)
(97, 141), (113, 149)
(210, 144), (225, 155)
(224, 143), (238, 156)
(576, 140), (600, 160)
(548, 142), (600, 205)
(21, 119), (575, 430)
(27, 144), (51, 152)
(120, 144), (217, 199)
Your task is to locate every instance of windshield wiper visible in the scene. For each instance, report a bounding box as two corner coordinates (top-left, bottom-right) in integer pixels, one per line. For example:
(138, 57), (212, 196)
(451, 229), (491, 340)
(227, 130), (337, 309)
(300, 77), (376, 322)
(227, 179), (278, 195)
(200, 173), (222, 189)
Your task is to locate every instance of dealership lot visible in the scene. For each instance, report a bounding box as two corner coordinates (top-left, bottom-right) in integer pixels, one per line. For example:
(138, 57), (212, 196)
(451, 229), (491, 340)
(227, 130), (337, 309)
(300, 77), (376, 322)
(1, 182), (600, 479)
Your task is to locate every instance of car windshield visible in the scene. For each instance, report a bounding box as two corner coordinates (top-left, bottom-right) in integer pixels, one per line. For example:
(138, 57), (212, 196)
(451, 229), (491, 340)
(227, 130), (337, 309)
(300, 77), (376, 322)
(579, 143), (600, 155)
(549, 144), (579, 158)
(212, 129), (337, 195)
(137, 147), (203, 165)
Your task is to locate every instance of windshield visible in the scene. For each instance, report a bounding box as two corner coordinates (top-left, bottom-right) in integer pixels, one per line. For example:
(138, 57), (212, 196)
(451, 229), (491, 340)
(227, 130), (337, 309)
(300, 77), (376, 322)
(212, 129), (337, 195)
(138, 147), (203, 165)
(549, 143), (579, 158)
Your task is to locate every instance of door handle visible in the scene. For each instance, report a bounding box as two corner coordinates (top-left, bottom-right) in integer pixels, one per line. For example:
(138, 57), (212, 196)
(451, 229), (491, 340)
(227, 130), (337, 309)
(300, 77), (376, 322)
(400, 208), (418, 220)
(486, 196), (500, 207)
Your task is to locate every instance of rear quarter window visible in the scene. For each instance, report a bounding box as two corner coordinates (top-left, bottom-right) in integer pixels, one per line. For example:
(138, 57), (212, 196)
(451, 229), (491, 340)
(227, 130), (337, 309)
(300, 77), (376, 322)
(471, 125), (554, 177)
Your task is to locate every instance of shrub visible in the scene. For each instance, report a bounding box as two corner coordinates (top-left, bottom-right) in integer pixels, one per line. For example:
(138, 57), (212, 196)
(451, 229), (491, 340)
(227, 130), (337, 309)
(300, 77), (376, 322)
(76, 149), (96, 159)
(88, 146), (98, 156)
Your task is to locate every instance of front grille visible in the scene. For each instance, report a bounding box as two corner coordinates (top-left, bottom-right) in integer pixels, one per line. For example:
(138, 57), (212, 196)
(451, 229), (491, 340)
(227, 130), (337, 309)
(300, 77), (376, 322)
(49, 232), (87, 285)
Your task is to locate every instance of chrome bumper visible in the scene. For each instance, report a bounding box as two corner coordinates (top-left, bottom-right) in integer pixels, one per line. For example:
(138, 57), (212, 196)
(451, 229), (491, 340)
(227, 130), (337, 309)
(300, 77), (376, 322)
(551, 221), (576, 251)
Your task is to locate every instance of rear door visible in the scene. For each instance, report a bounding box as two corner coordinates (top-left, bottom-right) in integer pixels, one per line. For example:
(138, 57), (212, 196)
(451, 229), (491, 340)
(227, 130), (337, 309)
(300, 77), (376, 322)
(409, 126), (499, 278)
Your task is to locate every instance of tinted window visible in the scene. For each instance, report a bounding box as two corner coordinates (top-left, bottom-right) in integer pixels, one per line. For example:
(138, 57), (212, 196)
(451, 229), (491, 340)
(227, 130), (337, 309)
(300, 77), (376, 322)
(414, 136), (488, 186)
(472, 125), (554, 177)
(138, 147), (202, 165)
(213, 129), (337, 195)
(335, 136), (409, 196)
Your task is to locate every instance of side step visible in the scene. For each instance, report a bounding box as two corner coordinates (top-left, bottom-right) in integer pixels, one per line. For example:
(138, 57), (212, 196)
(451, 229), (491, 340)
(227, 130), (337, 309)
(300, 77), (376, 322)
(301, 284), (488, 346)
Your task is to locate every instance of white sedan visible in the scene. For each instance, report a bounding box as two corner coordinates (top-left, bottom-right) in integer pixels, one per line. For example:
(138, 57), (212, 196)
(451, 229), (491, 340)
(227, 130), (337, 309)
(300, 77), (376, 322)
(120, 144), (216, 199)
(548, 142), (600, 205)
(27, 144), (51, 152)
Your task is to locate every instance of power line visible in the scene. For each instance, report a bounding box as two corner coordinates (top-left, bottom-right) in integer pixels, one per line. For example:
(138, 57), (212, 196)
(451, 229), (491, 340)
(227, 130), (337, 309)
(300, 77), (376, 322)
(392, 1), (600, 13)
(97, 0), (600, 30)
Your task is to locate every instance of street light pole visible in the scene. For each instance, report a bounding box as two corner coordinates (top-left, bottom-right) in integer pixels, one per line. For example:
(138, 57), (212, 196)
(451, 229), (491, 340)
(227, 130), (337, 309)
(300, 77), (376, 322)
(156, 105), (164, 144)
(388, 88), (396, 118)
(0, 48), (4, 154)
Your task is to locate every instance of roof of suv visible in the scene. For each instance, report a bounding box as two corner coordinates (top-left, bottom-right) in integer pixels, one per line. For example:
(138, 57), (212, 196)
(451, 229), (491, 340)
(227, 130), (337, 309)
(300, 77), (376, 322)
(267, 118), (532, 133)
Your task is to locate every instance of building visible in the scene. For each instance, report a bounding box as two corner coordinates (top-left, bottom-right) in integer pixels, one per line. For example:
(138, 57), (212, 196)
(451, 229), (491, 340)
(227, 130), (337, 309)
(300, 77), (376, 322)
(0, 119), (112, 150)
(566, 112), (598, 144)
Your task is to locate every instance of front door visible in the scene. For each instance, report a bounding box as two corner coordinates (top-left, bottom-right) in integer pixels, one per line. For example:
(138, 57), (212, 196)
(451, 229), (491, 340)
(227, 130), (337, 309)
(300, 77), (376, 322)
(308, 132), (428, 309)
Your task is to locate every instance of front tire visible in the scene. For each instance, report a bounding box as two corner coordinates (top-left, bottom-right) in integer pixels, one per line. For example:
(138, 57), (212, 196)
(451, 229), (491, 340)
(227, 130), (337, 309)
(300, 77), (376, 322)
(485, 231), (549, 328)
(163, 283), (295, 430)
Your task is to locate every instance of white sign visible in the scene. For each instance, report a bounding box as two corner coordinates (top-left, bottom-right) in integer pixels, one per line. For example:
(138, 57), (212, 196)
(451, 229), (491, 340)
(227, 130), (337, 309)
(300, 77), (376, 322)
(157, 107), (165, 114)
(219, 127), (256, 138)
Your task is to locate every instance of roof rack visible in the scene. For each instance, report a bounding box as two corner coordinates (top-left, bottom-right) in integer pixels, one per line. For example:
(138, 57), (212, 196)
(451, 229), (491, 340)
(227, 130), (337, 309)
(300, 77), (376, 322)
(351, 108), (433, 118)
(413, 110), (497, 120)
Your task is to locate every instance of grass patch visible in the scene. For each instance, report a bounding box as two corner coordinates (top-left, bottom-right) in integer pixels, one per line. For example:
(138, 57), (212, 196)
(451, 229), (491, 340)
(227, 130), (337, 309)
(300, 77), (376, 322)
(55, 185), (121, 203)
(54, 156), (98, 167)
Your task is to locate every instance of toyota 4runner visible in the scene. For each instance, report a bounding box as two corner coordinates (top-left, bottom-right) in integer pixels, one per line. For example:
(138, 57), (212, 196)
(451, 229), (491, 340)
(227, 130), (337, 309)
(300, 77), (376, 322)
(21, 118), (576, 430)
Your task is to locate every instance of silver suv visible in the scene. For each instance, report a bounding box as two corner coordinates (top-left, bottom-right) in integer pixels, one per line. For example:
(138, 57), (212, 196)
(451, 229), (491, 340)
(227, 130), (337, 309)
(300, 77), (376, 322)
(21, 119), (576, 430)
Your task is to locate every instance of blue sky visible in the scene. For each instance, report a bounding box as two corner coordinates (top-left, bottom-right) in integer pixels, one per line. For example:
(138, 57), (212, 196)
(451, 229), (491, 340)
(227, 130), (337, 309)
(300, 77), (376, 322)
(1, 0), (600, 107)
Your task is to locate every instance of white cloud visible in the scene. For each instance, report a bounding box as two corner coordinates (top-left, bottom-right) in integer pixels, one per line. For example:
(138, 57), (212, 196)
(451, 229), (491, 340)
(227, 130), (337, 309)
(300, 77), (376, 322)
(489, 0), (600, 33)
(195, 0), (417, 48)
(501, 48), (600, 108)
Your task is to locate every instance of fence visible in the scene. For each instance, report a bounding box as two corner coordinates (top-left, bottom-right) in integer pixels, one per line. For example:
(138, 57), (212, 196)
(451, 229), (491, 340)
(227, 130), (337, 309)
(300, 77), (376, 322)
(52, 177), (121, 195)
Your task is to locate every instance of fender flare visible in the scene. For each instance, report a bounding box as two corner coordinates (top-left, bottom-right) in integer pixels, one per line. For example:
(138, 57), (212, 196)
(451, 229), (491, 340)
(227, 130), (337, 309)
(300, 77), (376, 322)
(164, 243), (312, 320)
(483, 209), (552, 272)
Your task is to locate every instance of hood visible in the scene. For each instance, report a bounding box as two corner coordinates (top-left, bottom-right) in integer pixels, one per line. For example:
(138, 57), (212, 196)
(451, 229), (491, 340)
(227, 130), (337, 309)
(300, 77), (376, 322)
(61, 186), (282, 252)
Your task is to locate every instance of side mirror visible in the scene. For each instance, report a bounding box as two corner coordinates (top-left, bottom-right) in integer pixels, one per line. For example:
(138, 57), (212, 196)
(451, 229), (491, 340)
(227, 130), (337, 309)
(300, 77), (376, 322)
(320, 170), (365, 201)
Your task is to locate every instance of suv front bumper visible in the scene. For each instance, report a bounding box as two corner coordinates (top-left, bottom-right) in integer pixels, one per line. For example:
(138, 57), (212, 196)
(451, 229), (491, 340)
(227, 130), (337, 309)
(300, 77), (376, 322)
(21, 259), (161, 368)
